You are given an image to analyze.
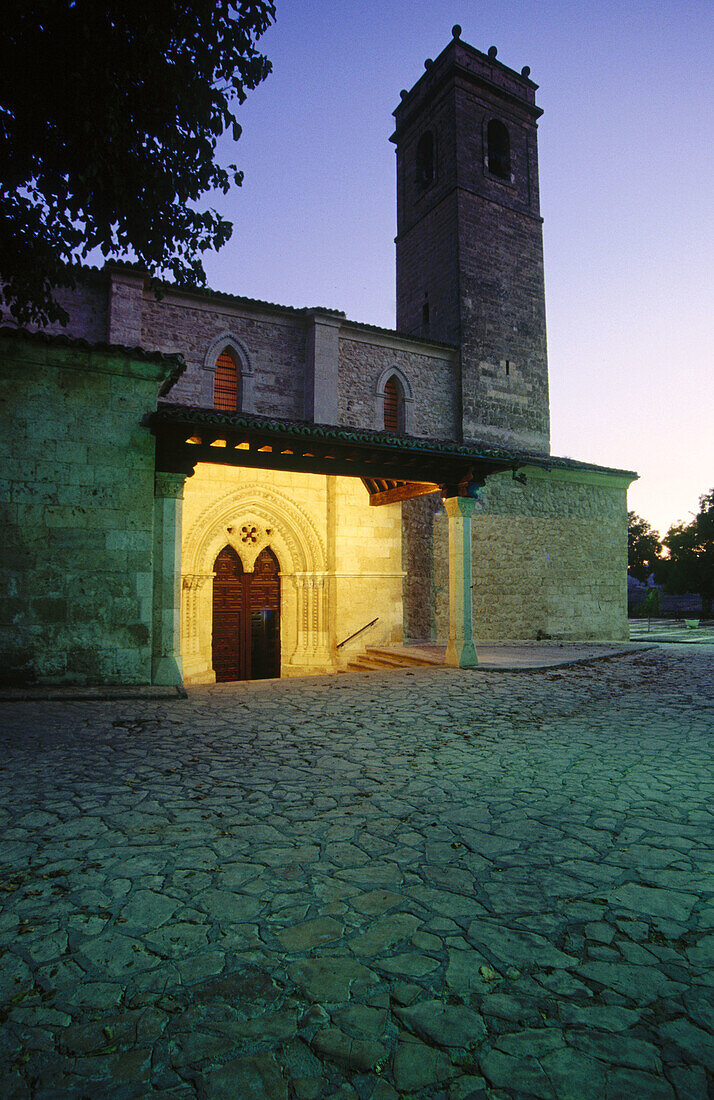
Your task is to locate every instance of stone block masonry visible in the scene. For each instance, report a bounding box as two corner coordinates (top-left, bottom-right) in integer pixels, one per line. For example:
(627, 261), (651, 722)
(22, 273), (109, 346)
(338, 328), (459, 438)
(468, 469), (630, 642)
(393, 34), (551, 453)
(0, 331), (180, 685)
(142, 291), (308, 421)
(403, 469), (630, 645)
(36, 270), (464, 444)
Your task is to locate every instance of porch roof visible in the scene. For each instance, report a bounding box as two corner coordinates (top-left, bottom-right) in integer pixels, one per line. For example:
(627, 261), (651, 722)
(148, 403), (636, 501)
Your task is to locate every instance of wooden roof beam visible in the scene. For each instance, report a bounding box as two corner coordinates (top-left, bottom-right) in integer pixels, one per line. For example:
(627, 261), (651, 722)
(368, 481), (440, 506)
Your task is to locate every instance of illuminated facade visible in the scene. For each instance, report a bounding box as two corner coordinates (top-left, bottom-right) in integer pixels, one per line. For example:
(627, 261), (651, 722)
(0, 32), (635, 686)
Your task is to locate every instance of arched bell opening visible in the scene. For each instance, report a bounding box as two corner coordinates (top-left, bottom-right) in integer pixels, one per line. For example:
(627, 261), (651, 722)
(212, 544), (281, 681)
(486, 118), (511, 180)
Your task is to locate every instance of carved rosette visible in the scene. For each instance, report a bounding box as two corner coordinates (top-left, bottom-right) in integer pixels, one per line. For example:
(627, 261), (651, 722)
(223, 518), (272, 572)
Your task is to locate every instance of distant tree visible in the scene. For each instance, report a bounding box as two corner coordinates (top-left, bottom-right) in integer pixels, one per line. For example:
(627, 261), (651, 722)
(661, 489), (714, 619)
(0, 0), (275, 326)
(633, 586), (661, 629)
(627, 511), (662, 584)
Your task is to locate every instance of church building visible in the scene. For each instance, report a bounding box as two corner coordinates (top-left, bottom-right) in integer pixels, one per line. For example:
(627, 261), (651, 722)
(0, 29), (635, 687)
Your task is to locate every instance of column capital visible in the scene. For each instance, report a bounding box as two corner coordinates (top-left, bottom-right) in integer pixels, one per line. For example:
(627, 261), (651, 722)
(154, 471), (187, 499)
(182, 573), (212, 591)
(442, 495), (478, 520)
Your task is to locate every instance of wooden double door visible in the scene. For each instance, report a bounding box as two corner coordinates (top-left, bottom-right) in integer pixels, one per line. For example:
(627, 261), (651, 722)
(212, 545), (280, 682)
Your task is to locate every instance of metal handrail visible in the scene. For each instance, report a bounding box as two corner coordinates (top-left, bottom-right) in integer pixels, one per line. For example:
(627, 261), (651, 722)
(336, 617), (379, 649)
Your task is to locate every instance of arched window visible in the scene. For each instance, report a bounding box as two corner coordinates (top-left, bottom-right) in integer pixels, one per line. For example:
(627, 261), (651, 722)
(416, 131), (435, 188)
(214, 348), (241, 411)
(487, 119), (511, 180)
(383, 375), (404, 433)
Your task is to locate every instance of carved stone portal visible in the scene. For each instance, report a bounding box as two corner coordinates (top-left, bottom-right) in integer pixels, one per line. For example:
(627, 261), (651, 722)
(181, 486), (333, 682)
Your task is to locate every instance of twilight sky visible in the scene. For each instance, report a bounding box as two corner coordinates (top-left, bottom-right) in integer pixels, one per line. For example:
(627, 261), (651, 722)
(200, 0), (712, 538)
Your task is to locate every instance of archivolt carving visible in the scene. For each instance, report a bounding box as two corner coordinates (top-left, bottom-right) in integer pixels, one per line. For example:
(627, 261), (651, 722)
(374, 364), (415, 434)
(183, 484), (327, 577)
(203, 332), (254, 378)
(200, 333), (255, 411)
(375, 364), (414, 401)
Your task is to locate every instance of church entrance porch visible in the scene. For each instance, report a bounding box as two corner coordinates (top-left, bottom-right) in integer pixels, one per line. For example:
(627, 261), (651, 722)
(149, 402), (633, 687)
(212, 544), (280, 682)
(150, 402), (529, 684)
(179, 464), (405, 682)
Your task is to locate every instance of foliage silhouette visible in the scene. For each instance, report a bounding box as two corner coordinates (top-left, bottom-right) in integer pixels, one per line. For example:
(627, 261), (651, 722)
(0, 0), (275, 325)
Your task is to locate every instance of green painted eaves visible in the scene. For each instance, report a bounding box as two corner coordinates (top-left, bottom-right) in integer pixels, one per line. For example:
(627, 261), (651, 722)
(153, 402), (637, 481)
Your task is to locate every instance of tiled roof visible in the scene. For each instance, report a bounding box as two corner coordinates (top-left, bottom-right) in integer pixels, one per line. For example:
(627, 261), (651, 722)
(73, 263), (459, 351)
(0, 325), (183, 365)
(153, 403), (637, 478)
(0, 327), (186, 393)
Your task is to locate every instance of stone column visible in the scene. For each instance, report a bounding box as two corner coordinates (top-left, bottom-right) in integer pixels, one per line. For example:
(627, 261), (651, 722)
(443, 496), (479, 668)
(152, 472), (186, 685)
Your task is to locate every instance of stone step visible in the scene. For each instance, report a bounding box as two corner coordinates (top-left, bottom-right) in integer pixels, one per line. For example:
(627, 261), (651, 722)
(364, 646), (442, 667)
(346, 646), (444, 672)
(346, 657), (393, 671)
(358, 651), (415, 668)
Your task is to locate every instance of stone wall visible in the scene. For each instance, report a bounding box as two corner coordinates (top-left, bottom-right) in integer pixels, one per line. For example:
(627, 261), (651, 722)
(31, 273), (465, 439)
(404, 468), (630, 644)
(338, 330), (459, 438)
(142, 292), (308, 420)
(457, 193), (550, 453)
(402, 494), (441, 640)
(330, 474), (404, 660)
(395, 166), (462, 345)
(468, 469), (629, 641)
(143, 289), (460, 438)
(19, 274), (110, 345)
(0, 332), (176, 684)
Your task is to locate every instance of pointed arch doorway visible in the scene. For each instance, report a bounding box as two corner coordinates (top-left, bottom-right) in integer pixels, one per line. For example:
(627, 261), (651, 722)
(212, 545), (280, 681)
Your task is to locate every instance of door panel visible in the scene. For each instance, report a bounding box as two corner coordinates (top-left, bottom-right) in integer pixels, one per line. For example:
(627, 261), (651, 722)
(212, 544), (280, 682)
(212, 545), (249, 682)
(249, 547), (280, 679)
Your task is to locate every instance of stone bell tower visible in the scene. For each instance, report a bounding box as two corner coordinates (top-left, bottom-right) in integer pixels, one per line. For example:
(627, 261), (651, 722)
(392, 27), (550, 454)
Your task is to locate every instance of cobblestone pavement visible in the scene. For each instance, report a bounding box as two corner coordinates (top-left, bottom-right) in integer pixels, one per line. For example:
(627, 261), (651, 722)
(0, 647), (712, 1100)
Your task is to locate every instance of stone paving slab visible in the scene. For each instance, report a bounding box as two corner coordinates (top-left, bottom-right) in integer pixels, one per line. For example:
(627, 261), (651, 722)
(389, 642), (656, 671)
(0, 648), (712, 1098)
(0, 685), (187, 703)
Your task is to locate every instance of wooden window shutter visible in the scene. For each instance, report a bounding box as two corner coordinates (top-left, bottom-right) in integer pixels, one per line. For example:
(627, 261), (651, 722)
(214, 350), (240, 411)
(383, 377), (399, 431)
